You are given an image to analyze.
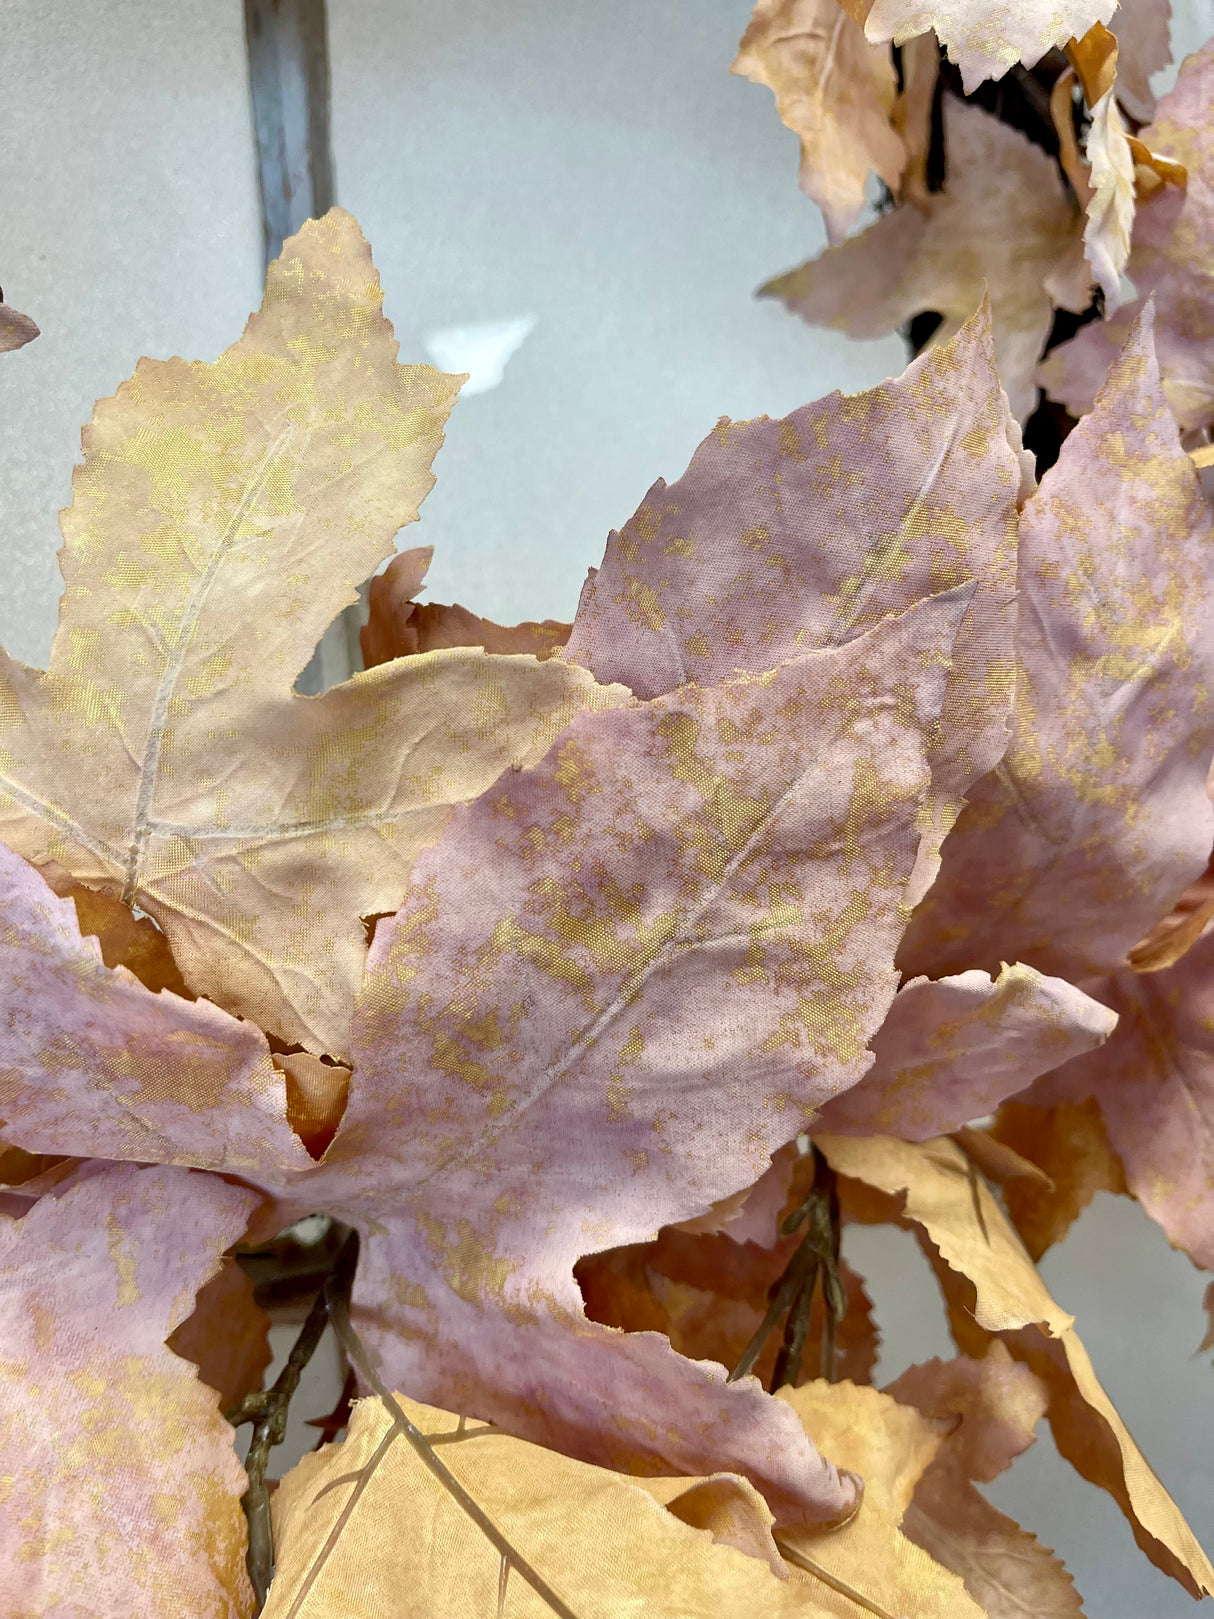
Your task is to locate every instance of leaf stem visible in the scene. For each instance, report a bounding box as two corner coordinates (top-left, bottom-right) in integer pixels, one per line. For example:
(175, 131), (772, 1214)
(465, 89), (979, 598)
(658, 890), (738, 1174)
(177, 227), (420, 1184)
(226, 1224), (358, 1609)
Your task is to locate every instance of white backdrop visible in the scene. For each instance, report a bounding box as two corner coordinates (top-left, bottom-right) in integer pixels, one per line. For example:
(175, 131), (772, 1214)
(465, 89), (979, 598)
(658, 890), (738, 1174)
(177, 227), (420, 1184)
(2, 3), (1212, 1614)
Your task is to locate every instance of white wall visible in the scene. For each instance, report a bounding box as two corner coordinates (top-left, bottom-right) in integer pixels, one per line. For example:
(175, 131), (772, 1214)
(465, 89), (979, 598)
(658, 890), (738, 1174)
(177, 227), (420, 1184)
(0, 0), (264, 668)
(3, 3), (1214, 1615)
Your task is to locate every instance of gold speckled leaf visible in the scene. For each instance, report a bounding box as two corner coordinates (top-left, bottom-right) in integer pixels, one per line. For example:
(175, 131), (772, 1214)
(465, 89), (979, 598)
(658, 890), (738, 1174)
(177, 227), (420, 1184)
(0, 1162), (258, 1617)
(0, 209), (626, 1056)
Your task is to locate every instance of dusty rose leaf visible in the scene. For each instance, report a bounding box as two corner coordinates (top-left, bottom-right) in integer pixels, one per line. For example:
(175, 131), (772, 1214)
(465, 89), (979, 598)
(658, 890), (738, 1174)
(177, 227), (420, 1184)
(35, 854), (193, 998)
(0, 840), (313, 1179)
(888, 1347), (1085, 1618)
(274, 591), (970, 1526)
(1040, 41), (1214, 432)
(0, 1162), (256, 1616)
(565, 306), (1023, 902)
(167, 1253), (272, 1412)
(812, 962), (1117, 1139)
(817, 1132), (1214, 1596)
(763, 97), (1083, 421)
(902, 305), (1214, 985)
(732, 0), (905, 243)
(859, 0), (1117, 91)
(0, 209), (624, 1059)
(0, 301), (38, 353)
(1025, 927), (1214, 1268)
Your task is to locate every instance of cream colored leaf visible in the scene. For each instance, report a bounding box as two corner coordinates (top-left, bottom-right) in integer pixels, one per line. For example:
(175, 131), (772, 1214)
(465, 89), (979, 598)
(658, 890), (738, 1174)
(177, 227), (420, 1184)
(264, 1393), (820, 1618)
(1083, 86), (1136, 310)
(733, 0), (905, 243)
(763, 97), (1083, 420)
(860, 0), (1117, 92)
(816, 1131), (1214, 1598)
(0, 208), (626, 1057)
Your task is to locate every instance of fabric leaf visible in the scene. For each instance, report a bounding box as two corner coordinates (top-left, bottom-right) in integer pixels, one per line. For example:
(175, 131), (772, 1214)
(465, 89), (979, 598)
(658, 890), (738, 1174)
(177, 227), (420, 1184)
(274, 590), (971, 1525)
(815, 1132), (1214, 1597)
(265, 1392), (818, 1618)
(0, 840), (314, 1179)
(0, 1162), (257, 1617)
(888, 1348), (1085, 1618)
(360, 545), (571, 667)
(1040, 41), (1214, 434)
(564, 305), (1024, 901)
(732, 0), (905, 244)
(857, 0), (1118, 92)
(0, 208), (625, 1058)
(763, 97), (1084, 422)
(813, 962), (1117, 1138)
(901, 304), (1214, 985)
(775, 1378), (984, 1618)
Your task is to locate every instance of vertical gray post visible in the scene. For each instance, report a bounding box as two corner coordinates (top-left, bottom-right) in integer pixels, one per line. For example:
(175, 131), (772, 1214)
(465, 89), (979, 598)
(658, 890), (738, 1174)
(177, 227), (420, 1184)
(244, 0), (366, 693)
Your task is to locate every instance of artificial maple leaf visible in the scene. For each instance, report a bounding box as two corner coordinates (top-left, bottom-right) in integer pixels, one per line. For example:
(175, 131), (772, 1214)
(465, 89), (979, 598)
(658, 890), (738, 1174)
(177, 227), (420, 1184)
(0, 207), (625, 1058)
(0, 839), (313, 1179)
(1108, 0), (1173, 122)
(812, 962), (1117, 1138)
(167, 1253), (273, 1411)
(264, 1392), (817, 1618)
(0, 299), (38, 352)
(1127, 844), (1214, 971)
(251, 590), (973, 1526)
(1021, 926), (1214, 1268)
(987, 1097), (1127, 1259)
(815, 1131), (1214, 1597)
(774, 1378), (984, 1618)
(565, 305), (1025, 904)
(901, 304), (1214, 985)
(888, 1347), (1086, 1619)
(763, 96), (1084, 422)
(1082, 83), (1136, 310)
(846, 0), (1116, 91)
(359, 545), (570, 667)
(731, 0), (905, 244)
(0, 1161), (257, 1617)
(578, 1223), (880, 1389)
(1040, 40), (1214, 434)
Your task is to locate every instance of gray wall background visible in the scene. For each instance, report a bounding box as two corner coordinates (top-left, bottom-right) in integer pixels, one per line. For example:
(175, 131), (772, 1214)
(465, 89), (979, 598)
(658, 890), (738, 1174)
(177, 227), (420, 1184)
(2, 3), (1212, 1615)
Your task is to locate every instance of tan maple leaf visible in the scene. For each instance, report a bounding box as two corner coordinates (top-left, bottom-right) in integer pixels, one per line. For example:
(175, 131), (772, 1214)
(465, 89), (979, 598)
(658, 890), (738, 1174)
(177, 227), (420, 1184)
(360, 544), (570, 666)
(265, 1391), (820, 1618)
(0, 208), (626, 1058)
(732, 0), (906, 243)
(815, 1131), (1214, 1598)
(888, 1347), (1086, 1617)
(775, 1377), (984, 1617)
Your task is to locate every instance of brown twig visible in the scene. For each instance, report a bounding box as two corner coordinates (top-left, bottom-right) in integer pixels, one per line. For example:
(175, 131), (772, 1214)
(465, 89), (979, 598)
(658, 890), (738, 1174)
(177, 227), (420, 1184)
(727, 1144), (846, 1391)
(226, 1223), (358, 1609)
